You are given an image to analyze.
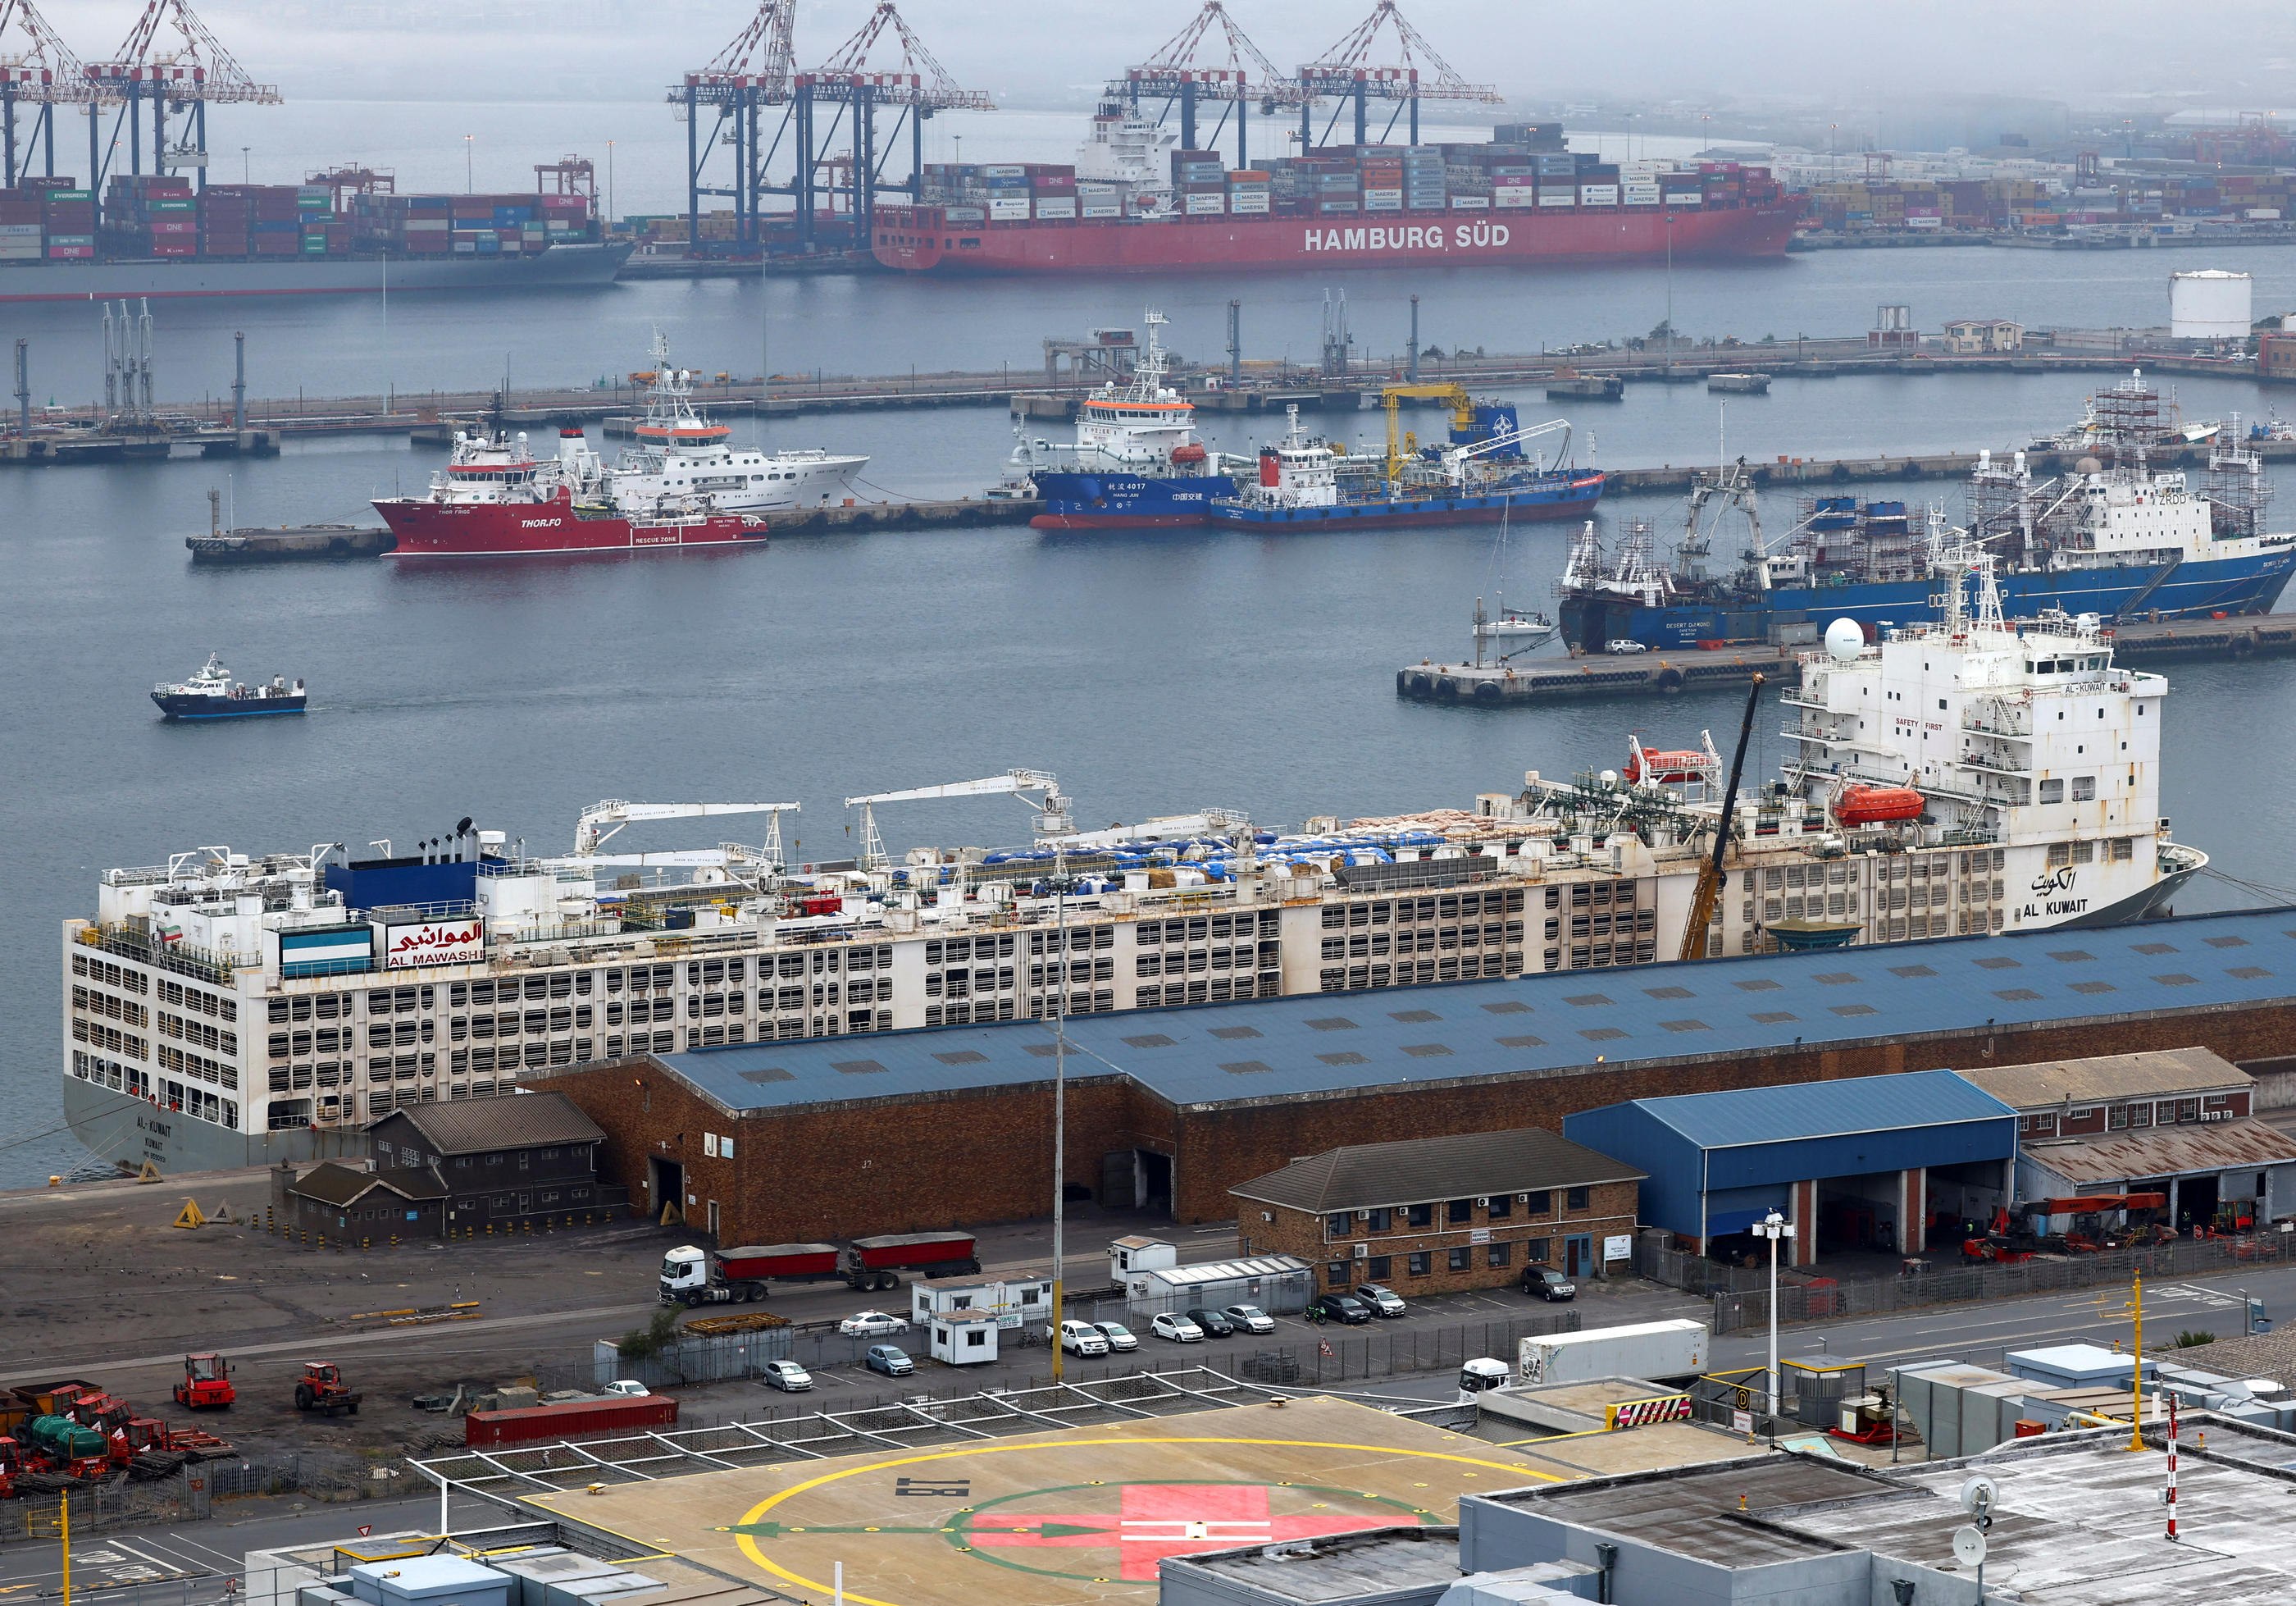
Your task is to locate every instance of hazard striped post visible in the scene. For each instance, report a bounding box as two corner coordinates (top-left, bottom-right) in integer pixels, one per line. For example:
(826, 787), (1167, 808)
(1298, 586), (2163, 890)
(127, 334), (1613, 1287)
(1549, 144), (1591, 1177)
(2166, 1394), (2180, 1541)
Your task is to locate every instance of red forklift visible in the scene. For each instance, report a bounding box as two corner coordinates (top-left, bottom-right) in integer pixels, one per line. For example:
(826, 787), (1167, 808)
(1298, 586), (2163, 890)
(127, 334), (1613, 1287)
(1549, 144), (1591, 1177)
(175, 1353), (235, 1410)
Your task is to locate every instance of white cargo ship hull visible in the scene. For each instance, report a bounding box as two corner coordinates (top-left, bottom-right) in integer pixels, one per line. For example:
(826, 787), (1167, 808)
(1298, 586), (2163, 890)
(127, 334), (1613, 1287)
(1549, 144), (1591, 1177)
(0, 242), (632, 303)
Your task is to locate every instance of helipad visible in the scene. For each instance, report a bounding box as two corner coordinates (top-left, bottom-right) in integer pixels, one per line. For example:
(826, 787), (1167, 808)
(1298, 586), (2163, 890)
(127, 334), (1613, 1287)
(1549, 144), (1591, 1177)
(524, 1396), (1557, 1606)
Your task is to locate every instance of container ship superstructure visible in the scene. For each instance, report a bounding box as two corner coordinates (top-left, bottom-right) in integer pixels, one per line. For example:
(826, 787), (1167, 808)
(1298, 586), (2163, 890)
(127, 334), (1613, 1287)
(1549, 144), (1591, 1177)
(0, 171), (626, 303)
(1558, 371), (2296, 650)
(872, 117), (1793, 276)
(66, 569), (2200, 1174)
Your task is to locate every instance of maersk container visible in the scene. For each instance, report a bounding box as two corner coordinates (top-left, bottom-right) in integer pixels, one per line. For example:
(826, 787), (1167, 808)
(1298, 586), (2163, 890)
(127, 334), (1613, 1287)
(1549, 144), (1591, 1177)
(465, 1394), (676, 1447)
(1515, 1319), (1708, 1386)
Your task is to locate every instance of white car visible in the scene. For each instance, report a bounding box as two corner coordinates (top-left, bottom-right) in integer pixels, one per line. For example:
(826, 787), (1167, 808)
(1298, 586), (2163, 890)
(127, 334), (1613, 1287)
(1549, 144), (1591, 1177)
(1223, 1304), (1276, 1335)
(598, 1379), (649, 1398)
(1605, 638), (1649, 655)
(838, 1310), (909, 1338)
(1094, 1321), (1140, 1353)
(759, 1360), (813, 1392)
(1055, 1320), (1110, 1356)
(1150, 1312), (1205, 1343)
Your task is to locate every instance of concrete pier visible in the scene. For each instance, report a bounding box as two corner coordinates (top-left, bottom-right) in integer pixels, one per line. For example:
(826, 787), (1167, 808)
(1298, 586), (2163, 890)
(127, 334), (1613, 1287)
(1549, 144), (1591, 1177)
(1396, 617), (2296, 705)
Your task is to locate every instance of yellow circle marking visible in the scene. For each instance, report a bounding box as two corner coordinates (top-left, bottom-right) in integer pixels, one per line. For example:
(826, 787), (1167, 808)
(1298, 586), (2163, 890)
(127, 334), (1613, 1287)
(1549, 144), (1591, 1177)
(731, 1436), (1556, 1606)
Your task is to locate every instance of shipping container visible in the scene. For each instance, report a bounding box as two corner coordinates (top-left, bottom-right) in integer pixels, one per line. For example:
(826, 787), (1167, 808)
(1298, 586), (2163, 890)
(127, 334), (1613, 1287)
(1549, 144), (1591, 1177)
(466, 1394), (677, 1448)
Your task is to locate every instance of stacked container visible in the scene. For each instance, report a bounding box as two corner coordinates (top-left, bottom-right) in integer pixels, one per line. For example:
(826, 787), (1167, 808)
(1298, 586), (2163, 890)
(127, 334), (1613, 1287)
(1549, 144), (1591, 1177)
(1078, 180), (1121, 219)
(1173, 148), (1225, 215)
(0, 183), (48, 261)
(1357, 147), (1403, 212)
(1227, 170), (1269, 216)
(981, 163), (1031, 222)
(41, 181), (95, 258)
(1401, 145), (1446, 210)
(198, 185), (251, 254)
(1027, 164), (1076, 221)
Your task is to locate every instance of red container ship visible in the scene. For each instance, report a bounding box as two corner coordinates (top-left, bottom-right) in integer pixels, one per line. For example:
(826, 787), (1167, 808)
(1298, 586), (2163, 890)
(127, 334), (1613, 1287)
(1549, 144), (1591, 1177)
(869, 114), (1796, 276)
(873, 199), (1795, 275)
(374, 422), (768, 559)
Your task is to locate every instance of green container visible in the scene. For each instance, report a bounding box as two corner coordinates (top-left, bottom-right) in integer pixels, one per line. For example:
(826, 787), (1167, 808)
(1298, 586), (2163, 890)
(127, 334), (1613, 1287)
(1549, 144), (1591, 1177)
(25, 1415), (106, 1458)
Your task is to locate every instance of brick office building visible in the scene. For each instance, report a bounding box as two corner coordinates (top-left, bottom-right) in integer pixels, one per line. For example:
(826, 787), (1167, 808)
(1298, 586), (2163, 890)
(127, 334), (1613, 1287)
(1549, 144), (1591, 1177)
(1230, 1127), (1643, 1293)
(530, 910), (2296, 1247)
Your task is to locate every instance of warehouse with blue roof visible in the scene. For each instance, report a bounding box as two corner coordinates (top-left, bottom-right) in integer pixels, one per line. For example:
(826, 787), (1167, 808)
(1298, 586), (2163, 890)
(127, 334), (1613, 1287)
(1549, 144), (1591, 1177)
(1564, 1070), (2020, 1267)
(528, 907), (2296, 1246)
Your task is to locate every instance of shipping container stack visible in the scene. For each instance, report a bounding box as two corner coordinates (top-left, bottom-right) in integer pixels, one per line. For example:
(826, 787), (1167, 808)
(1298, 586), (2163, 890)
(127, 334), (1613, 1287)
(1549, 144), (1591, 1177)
(349, 190), (592, 254)
(34, 177), (94, 259)
(0, 179), (49, 262)
(1173, 148), (1226, 216)
(1028, 164), (1076, 221)
(1228, 169), (1269, 216)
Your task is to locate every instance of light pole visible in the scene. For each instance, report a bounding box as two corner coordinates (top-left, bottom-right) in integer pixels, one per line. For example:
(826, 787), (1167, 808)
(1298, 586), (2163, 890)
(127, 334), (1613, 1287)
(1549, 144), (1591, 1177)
(1049, 850), (1069, 1385)
(1753, 1208), (1795, 1439)
(606, 141), (615, 228)
(464, 134), (474, 194)
(240, 145), (249, 183)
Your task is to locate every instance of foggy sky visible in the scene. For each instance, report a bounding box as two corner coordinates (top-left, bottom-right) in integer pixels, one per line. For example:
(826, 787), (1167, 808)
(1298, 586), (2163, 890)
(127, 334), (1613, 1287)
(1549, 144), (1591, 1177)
(49, 0), (2296, 117)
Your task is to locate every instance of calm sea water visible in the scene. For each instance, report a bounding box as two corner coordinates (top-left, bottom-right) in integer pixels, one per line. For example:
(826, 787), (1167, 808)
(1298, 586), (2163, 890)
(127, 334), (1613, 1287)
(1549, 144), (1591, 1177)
(10, 214), (2296, 1181)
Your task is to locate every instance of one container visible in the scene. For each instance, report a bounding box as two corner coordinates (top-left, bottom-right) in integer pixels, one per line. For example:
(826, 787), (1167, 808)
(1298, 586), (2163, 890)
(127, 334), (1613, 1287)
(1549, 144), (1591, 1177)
(465, 1393), (676, 1447)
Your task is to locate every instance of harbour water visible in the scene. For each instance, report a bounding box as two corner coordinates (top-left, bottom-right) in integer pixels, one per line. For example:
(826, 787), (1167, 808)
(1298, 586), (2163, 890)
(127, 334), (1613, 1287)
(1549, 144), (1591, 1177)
(13, 236), (2296, 1183)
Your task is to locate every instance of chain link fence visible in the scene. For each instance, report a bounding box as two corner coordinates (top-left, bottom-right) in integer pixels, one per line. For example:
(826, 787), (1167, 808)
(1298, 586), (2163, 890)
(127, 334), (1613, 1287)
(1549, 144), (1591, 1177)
(1710, 1231), (2296, 1334)
(0, 1457), (326, 1545)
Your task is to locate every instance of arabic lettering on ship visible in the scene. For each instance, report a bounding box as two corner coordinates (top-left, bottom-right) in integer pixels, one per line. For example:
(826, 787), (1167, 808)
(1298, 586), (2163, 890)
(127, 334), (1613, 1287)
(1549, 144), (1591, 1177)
(387, 922), (483, 966)
(2030, 865), (2076, 896)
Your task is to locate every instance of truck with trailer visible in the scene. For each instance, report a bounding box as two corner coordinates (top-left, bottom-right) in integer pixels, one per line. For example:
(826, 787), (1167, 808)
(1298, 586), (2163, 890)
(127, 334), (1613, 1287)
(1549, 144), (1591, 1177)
(659, 1233), (981, 1303)
(659, 1243), (843, 1305)
(1514, 1319), (1710, 1386)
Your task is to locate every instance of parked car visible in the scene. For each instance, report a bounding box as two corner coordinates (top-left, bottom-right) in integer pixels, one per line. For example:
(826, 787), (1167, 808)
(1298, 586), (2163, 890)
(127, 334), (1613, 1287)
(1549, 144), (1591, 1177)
(1150, 1312), (1205, 1343)
(1055, 1319), (1110, 1356)
(863, 1344), (914, 1376)
(1312, 1293), (1373, 1325)
(598, 1379), (649, 1398)
(1184, 1307), (1236, 1339)
(839, 1310), (908, 1338)
(760, 1360), (813, 1391)
(1094, 1321), (1141, 1352)
(1223, 1303), (1276, 1335)
(1606, 639), (1649, 655)
(1355, 1284), (1407, 1317)
(1524, 1269), (1578, 1303)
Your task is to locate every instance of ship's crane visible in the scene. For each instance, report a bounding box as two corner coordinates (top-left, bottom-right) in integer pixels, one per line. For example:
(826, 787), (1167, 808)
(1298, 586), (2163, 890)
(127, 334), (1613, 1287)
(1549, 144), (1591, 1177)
(572, 800), (800, 856)
(845, 770), (1073, 873)
(1121, 0), (1309, 172)
(795, 2), (992, 253)
(0, 0), (93, 185)
(1299, 0), (1499, 152)
(85, 0), (280, 205)
(1678, 673), (1764, 961)
(671, 0), (797, 257)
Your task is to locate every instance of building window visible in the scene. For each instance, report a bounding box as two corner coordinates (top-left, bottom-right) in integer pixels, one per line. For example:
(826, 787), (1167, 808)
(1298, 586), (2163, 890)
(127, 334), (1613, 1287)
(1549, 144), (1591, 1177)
(1447, 1247), (1471, 1271)
(1524, 1237), (1551, 1265)
(1405, 1203), (1433, 1228)
(1326, 1261), (1351, 1289)
(1365, 1207), (1391, 1232)
(1326, 1212), (1351, 1239)
(1487, 1196), (1513, 1220)
(1366, 1255), (1392, 1280)
(1405, 1252), (1431, 1277)
(1487, 1242), (1512, 1268)
(1446, 1200), (1472, 1224)
(1565, 1187), (1590, 1212)
(1525, 1191), (1551, 1216)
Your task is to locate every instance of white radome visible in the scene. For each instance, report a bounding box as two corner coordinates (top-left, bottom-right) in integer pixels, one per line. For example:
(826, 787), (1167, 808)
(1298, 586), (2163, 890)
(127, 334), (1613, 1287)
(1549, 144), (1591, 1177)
(1824, 618), (1865, 662)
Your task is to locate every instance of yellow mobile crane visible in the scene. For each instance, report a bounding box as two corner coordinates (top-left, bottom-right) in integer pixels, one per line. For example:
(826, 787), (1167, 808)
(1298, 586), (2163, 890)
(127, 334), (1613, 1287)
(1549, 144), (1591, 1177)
(1380, 382), (1474, 481)
(1679, 673), (1765, 960)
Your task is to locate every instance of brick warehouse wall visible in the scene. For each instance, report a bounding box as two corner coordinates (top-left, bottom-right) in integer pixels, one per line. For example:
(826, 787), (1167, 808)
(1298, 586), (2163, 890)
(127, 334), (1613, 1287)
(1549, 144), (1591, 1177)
(535, 999), (2296, 1241)
(533, 1059), (1173, 1244)
(1241, 1179), (1639, 1295)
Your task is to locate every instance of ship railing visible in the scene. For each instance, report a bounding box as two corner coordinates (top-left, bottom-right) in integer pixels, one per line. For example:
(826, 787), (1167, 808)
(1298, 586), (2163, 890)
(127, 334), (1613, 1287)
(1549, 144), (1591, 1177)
(350, 898), (477, 924)
(1957, 751), (2030, 776)
(1961, 714), (2033, 737)
(1937, 826), (2002, 846)
(84, 922), (244, 985)
(502, 919), (629, 947)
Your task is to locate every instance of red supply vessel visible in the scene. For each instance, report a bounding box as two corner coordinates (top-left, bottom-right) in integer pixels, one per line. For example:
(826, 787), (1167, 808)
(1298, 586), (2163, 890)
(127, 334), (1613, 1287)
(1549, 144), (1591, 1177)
(466, 1394), (677, 1448)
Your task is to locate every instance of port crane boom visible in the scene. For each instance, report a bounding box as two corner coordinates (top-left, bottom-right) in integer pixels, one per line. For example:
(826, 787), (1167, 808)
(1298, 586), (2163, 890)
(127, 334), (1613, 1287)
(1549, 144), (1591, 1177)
(1678, 673), (1764, 960)
(845, 769), (1073, 871)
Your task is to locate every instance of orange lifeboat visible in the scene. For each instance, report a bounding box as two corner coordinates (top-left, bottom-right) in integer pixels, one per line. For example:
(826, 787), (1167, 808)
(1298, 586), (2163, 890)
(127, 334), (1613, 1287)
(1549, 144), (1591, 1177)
(1624, 748), (1707, 785)
(1171, 442), (1208, 465)
(1836, 785), (1925, 824)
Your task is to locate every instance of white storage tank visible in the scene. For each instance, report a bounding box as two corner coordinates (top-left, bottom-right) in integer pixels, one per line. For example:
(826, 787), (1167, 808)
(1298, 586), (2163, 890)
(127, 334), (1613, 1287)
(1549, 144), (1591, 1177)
(2170, 268), (2252, 339)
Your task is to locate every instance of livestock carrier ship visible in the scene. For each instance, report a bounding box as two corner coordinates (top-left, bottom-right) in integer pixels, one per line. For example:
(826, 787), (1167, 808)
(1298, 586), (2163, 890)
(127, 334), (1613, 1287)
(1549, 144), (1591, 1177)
(872, 113), (1794, 276)
(1558, 372), (2296, 650)
(64, 570), (2200, 1174)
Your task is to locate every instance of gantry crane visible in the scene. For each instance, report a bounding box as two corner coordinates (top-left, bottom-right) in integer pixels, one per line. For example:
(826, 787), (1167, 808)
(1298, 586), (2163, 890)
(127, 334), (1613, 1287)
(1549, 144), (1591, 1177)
(1299, 0), (1499, 152)
(793, 2), (991, 252)
(844, 771), (1073, 874)
(84, 0), (280, 209)
(0, 0), (91, 185)
(671, 0), (795, 257)
(1122, 1), (1309, 173)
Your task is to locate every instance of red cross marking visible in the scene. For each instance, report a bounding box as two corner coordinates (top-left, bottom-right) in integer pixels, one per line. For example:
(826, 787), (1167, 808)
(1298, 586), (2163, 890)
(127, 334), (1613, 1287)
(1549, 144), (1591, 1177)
(968, 1484), (1391, 1581)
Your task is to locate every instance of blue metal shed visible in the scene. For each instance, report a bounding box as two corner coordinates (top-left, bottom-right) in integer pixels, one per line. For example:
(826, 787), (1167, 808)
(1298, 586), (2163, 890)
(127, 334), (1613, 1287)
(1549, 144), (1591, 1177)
(1565, 1070), (2017, 1247)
